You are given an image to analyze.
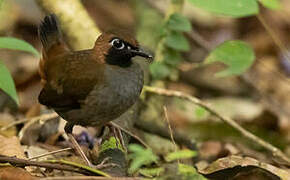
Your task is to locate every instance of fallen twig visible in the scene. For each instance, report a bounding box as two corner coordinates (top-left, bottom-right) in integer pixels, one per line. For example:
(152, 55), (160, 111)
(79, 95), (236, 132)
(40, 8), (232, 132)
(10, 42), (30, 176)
(163, 106), (178, 152)
(42, 176), (141, 180)
(110, 122), (150, 149)
(143, 86), (290, 165)
(0, 113), (58, 132)
(0, 155), (110, 177)
(28, 147), (72, 160)
(135, 119), (197, 150)
(44, 159), (110, 177)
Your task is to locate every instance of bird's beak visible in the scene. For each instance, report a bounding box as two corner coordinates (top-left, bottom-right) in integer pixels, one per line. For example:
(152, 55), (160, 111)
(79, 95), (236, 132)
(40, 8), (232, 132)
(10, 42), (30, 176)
(130, 48), (153, 61)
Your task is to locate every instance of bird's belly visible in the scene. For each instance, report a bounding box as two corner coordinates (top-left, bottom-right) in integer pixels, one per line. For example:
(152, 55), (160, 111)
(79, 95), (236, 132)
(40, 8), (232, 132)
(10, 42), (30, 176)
(77, 65), (143, 126)
(85, 86), (141, 126)
(57, 85), (141, 127)
(56, 63), (144, 127)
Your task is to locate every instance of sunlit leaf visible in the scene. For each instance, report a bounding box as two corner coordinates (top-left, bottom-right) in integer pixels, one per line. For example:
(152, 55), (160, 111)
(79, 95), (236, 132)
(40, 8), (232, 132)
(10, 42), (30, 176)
(178, 164), (207, 180)
(188, 0), (259, 18)
(205, 40), (255, 77)
(165, 149), (197, 162)
(128, 144), (159, 174)
(195, 106), (209, 119)
(259, 0), (281, 10)
(165, 32), (190, 51)
(0, 37), (39, 57)
(167, 13), (192, 32)
(139, 167), (164, 177)
(0, 61), (18, 105)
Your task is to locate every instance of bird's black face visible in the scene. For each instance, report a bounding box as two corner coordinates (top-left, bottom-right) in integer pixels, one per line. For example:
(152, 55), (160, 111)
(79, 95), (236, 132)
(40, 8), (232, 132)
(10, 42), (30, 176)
(105, 38), (152, 67)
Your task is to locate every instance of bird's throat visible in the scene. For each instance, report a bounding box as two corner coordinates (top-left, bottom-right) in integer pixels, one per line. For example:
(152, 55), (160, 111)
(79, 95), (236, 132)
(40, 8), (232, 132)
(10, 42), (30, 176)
(105, 47), (132, 67)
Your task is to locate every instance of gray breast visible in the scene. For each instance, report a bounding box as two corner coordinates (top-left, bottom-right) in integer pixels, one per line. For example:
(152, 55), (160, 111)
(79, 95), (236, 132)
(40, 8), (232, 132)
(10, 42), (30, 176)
(81, 62), (144, 126)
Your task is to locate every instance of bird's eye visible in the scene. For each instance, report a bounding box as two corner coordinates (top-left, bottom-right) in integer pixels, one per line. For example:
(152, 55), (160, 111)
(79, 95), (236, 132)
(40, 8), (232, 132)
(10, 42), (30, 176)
(111, 39), (125, 50)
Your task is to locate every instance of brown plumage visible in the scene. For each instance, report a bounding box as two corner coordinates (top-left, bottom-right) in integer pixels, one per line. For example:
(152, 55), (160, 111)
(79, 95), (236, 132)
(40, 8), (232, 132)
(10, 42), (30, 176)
(38, 14), (152, 136)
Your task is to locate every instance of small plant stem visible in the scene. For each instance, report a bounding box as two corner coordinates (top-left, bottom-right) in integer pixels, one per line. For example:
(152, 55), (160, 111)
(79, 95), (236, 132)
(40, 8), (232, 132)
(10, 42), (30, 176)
(143, 86), (290, 165)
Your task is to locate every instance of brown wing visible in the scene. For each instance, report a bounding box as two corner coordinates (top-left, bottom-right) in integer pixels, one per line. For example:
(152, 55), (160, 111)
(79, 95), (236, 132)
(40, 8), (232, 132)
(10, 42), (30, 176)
(39, 50), (105, 110)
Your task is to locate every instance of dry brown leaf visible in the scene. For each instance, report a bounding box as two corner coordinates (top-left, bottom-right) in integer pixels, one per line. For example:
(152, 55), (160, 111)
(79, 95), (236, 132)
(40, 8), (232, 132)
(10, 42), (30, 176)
(199, 141), (223, 160)
(0, 135), (25, 158)
(0, 113), (17, 137)
(0, 167), (38, 180)
(199, 155), (290, 180)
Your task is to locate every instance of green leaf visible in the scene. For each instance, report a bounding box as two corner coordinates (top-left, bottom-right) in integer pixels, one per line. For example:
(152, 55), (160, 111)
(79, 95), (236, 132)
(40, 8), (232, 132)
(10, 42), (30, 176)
(178, 164), (207, 180)
(164, 49), (183, 66)
(128, 144), (159, 174)
(165, 32), (190, 51)
(167, 13), (192, 32)
(205, 40), (255, 77)
(0, 37), (39, 57)
(195, 106), (209, 119)
(139, 167), (164, 177)
(259, 0), (281, 10)
(0, 61), (18, 105)
(165, 149), (197, 162)
(150, 61), (171, 79)
(188, 0), (259, 18)
(178, 164), (197, 174)
(99, 137), (125, 153)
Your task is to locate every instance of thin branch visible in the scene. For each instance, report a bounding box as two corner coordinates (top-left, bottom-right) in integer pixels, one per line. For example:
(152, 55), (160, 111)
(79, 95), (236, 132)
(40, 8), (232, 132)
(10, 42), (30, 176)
(163, 106), (178, 152)
(0, 119), (29, 131)
(110, 122), (150, 149)
(0, 113), (58, 132)
(28, 147), (72, 160)
(187, 30), (212, 51)
(135, 119), (197, 151)
(163, 106), (179, 164)
(18, 113), (59, 141)
(256, 14), (287, 53)
(41, 176), (141, 180)
(0, 155), (96, 176)
(44, 159), (110, 177)
(143, 86), (290, 165)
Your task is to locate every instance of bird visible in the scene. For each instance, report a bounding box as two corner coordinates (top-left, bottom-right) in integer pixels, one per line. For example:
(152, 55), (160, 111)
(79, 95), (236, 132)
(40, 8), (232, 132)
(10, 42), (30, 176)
(38, 14), (152, 166)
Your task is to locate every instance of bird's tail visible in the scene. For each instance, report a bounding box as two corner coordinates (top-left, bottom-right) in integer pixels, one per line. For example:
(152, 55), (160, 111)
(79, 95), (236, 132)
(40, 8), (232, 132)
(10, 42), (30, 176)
(38, 14), (68, 57)
(38, 14), (69, 85)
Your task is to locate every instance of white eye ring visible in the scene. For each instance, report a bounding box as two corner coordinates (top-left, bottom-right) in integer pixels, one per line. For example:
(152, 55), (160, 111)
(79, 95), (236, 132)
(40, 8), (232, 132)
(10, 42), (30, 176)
(111, 39), (125, 50)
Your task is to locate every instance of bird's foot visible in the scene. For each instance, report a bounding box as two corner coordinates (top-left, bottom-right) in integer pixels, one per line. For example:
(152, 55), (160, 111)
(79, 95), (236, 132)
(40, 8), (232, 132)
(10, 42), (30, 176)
(94, 157), (118, 169)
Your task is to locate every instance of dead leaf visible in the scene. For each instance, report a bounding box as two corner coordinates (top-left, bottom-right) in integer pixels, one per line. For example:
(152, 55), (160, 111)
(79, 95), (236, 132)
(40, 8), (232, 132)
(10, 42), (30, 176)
(199, 141), (223, 160)
(0, 135), (25, 158)
(0, 167), (38, 180)
(24, 146), (50, 160)
(0, 113), (17, 137)
(198, 155), (290, 180)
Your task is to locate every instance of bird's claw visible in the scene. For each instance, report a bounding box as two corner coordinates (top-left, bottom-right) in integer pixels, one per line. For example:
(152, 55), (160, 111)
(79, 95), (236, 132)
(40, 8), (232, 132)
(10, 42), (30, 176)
(94, 157), (118, 169)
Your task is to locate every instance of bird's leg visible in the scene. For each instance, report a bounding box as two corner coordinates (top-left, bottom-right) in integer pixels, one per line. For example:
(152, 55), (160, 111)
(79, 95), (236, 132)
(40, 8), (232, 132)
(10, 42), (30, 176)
(107, 122), (126, 152)
(117, 127), (126, 151)
(64, 123), (93, 167)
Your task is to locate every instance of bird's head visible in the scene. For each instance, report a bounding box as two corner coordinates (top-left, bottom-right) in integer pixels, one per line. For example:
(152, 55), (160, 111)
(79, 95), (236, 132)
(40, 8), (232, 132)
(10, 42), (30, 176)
(94, 32), (153, 67)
